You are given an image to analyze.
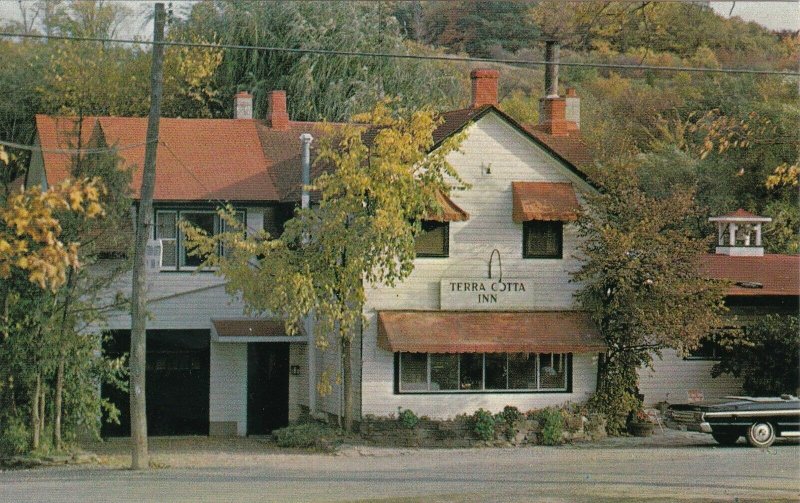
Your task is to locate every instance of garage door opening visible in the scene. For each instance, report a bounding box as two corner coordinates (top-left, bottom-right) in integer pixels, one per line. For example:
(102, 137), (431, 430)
(102, 330), (210, 437)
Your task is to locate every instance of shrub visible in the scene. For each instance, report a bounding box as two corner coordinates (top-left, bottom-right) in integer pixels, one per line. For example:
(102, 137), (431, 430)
(535, 408), (564, 446)
(0, 415), (30, 456)
(271, 422), (337, 449)
(496, 406), (524, 439)
(471, 408), (496, 441)
(712, 314), (799, 396)
(397, 408), (419, 429)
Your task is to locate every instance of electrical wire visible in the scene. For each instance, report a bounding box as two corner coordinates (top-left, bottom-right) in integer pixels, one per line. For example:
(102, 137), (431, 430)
(0, 138), (156, 154)
(1, 31), (797, 77)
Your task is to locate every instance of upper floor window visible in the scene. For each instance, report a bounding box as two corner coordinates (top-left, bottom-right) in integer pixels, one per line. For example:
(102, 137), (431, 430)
(523, 221), (562, 259)
(155, 209), (244, 270)
(415, 221), (449, 258)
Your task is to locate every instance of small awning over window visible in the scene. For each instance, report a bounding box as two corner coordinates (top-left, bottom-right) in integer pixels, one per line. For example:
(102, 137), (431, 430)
(377, 311), (605, 353)
(426, 191), (469, 222)
(213, 319), (285, 337)
(512, 182), (580, 223)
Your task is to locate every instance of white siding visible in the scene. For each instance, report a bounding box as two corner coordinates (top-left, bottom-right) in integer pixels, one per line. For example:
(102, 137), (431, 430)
(289, 343), (309, 422)
(209, 341), (247, 435)
(360, 112), (598, 419)
(638, 350), (742, 406)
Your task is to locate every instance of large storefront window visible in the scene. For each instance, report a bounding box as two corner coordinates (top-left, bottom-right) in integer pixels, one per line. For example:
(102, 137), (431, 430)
(397, 352), (570, 393)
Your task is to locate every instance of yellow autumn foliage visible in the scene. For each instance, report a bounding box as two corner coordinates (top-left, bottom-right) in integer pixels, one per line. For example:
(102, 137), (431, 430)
(1, 174), (105, 291)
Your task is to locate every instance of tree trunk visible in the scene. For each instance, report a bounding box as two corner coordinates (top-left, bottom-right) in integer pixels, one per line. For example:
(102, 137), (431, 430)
(342, 337), (353, 432)
(31, 374), (41, 451)
(39, 386), (46, 438)
(129, 2), (166, 471)
(54, 268), (74, 452)
(53, 351), (65, 451)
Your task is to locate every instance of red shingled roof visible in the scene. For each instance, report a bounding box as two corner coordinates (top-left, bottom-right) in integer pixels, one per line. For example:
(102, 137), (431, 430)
(34, 103), (594, 203)
(35, 115), (282, 202)
(699, 254), (800, 296)
(722, 208), (758, 219)
(524, 125), (594, 171)
(377, 310), (605, 353)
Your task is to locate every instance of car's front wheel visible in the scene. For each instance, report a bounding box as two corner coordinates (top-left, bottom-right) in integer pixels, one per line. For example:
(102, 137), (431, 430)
(711, 432), (740, 446)
(746, 421), (775, 448)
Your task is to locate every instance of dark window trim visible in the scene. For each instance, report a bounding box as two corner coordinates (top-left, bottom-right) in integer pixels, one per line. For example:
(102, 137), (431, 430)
(154, 206), (247, 272)
(522, 220), (563, 259)
(394, 352), (573, 395)
(415, 220), (449, 258)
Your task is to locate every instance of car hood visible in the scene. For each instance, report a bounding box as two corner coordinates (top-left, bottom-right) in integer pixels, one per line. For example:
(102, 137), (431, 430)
(669, 396), (800, 413)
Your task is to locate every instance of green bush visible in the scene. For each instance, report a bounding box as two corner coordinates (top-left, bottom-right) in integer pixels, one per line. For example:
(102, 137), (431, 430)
(535, 408), (564, 446)
(496, 406), (524, 440)
(271, 422), (337, 449)
(471, 408), (496, 441)
(712, 314), (799, 396)
(0, 415), (30, 456)
(397, 408), (419, 429)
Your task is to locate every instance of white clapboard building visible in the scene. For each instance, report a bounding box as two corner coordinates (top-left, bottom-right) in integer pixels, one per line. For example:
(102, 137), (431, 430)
(26, 70), (798, 435)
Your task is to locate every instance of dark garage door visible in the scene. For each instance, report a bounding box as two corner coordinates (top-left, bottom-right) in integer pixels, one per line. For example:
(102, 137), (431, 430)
(102, 330), (210, 437)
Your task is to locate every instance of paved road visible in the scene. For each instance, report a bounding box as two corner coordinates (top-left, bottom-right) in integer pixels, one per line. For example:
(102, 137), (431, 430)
(1, 438), (798, 502)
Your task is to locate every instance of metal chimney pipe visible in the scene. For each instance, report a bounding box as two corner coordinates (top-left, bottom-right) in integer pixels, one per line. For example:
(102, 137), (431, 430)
(299, 132), (316, 415)
(300, 133), (313, 209)
(544, 40), (560, 98)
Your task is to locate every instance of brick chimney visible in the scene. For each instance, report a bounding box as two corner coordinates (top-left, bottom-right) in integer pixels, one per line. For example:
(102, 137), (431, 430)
(267, 90), (290, 130)
(470, 69), (499, 108)
(538, 96), (569, 136)
(234, 91), (253, 119)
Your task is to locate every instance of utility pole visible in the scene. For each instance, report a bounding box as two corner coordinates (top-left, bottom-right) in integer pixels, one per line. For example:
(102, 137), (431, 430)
(130, 2), (165, 471)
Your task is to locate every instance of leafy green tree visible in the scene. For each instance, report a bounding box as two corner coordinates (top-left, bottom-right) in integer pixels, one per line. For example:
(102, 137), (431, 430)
(573, 163), (726, 434)
(712, 315), (800, 396)
(177, 1), (464, 121)
(183, 102), (466, 430)
(0, 126), (130, 453)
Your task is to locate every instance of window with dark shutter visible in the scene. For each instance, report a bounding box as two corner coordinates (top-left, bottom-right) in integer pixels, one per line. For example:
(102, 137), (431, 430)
(523, 221), (562, 259)
(415, 221), (449, 257)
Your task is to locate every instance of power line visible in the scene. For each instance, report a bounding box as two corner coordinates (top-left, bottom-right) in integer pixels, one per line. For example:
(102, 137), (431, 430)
(1, 31), (797, 77)
(0, 138), (156, 154)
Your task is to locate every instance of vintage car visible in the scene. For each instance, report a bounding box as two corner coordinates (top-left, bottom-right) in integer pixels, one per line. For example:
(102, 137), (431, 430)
(668, 395), (800, 447)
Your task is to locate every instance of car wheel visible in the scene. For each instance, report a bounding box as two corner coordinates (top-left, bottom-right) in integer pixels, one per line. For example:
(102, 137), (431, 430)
(711, 432), (740, 445)
(746, 422), (775, 448)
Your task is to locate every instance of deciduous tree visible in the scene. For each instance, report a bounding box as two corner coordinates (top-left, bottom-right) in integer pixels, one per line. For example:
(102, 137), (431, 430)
(183, 102), (466, 430)
(573, 163), (726, 434)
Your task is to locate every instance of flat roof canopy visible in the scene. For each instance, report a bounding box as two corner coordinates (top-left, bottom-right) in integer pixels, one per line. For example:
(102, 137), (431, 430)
(377, 310), (605, 354)
(512, 182), (580, 223)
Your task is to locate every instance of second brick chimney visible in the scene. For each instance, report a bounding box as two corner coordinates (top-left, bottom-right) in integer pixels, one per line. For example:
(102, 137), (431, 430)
(470, 69), (499, 108)
(267, 90), (290, 130)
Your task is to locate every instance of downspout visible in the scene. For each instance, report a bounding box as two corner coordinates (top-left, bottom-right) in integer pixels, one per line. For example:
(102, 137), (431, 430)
(300, 133), (316, 416)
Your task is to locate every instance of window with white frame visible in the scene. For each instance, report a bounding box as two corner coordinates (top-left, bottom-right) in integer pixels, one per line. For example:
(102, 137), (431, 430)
(155, 209), (244, 270)
(396, 352), (570, 393)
